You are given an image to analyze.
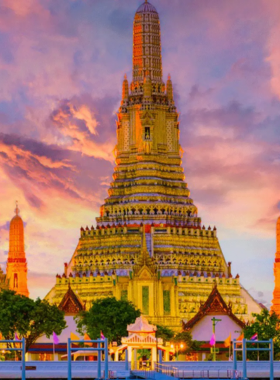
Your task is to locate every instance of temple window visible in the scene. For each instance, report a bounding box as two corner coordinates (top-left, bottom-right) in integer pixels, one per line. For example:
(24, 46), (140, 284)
(14, 273), (18, 288)
(142, 286), (149, 315)
(163, 290), (171, 315)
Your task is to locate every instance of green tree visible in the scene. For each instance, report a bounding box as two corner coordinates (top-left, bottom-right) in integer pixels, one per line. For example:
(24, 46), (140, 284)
(137, 349), (151, 361)
(0, 290), (66, 352)
(244, 309), (280, 360)
(75, 297), (141, 344)
(155, 324), (174, 343)
(25, 298), (67, 352)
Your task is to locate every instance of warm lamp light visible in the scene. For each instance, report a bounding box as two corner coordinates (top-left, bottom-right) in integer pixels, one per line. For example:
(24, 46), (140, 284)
(171, 344), (174, 349)
(180, 343), (184, 349)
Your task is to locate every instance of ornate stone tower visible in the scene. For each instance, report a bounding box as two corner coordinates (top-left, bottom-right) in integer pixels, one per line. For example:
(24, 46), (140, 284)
(46, 0), (262, 328)
(271, 217), (280, 315)
(6, 203), (29, 297)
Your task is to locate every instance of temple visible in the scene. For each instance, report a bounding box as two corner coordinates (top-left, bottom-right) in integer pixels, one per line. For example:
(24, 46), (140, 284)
(45, 0), (262, 329)
(271, 217), (280, 315)
(0, 203), (29, 297)
(5, 202), (29, 297)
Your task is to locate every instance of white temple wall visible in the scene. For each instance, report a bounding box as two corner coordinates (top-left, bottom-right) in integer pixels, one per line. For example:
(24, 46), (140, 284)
(240, 286), (263, 318)
(191, 315), (242, 341)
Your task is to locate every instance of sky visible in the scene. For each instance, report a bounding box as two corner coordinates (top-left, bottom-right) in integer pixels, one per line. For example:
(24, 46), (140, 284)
(0, 0), (279, 307)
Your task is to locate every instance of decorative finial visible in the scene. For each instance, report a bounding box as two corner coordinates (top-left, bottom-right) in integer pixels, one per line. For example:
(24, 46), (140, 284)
(168, 74), (171, 80)
(145, 0), (148, 3)
(124, 73), (127, 80)
(15, 201), (19, 216)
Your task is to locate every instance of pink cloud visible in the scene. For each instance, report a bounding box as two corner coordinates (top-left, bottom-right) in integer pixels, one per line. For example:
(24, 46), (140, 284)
(50, 100), (114, 162)
(0, 0), (279, 305)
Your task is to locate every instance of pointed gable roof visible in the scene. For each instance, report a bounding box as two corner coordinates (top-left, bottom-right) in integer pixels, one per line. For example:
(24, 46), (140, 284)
(183, 285), (245, 330)
(133, 230), (156, 277)
(58, 285), (85, 314)
(127, 315), (156, 333)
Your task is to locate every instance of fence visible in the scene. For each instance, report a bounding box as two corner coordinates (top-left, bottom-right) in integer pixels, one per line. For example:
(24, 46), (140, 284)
(0, 338), (26, 380)
(233, 338), (273, 380)
(67, 337), (108, 380)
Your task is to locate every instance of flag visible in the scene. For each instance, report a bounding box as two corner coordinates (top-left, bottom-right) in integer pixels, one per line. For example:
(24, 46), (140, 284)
(209, 333), (215, 346)
(250, 333), (258, 341)
(237, 333), (244, 341)
(84, 333), (92, 346)
(224, 333), (231, 348)
(53, 332), (59, 345)
(70, 332), (80, 342)
(14, 332), (20, 341)
(100, 331), (105, 340)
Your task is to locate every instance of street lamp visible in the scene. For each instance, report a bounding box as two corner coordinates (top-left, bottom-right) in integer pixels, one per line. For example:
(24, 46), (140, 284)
(171, 343), (184, 361)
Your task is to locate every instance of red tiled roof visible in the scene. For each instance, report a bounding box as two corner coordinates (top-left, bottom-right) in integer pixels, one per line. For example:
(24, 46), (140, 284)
(183, 285), (245, 330)
(58, 284), (85, 313)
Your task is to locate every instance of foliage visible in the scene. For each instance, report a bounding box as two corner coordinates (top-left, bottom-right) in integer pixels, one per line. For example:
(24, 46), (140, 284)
(155, 324), (174, 343)
(0, 290), (66, 352)
(244, 309), (280, 360)
(154, 325), (200, 354)
(137, 348), (151, 361)
(171, 331), (201, 354)
(0, 290), (34, 339)
(25, 298), (67, 352)
(75, 297), (141, 345)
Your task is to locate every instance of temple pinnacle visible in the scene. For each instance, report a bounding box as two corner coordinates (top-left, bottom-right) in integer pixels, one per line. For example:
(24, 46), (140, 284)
(133, 0), (162, 84)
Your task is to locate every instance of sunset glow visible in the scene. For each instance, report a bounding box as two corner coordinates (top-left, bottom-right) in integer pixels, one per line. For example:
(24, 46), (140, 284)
(0, 0), (279, 308)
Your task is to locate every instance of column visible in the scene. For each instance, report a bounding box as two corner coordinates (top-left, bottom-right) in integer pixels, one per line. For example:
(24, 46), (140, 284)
(151, 347), (157, 369)
(128, 347), (132, 362)
(133, 348), (137, 370)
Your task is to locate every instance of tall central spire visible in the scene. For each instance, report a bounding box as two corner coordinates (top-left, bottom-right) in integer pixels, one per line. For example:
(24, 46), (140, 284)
(47, 0), (262, 330)
(133, 1), (162, 84)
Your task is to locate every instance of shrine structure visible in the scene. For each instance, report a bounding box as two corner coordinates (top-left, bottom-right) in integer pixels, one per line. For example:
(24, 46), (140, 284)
(45, 0), (262, 329)
(271, 217), (280, 315)
(112, 316), (174, 369)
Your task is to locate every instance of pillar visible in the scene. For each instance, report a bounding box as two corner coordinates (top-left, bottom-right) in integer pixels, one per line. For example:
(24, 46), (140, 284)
(128, 347), (132, 362)
(151, 347), (157, 369)
(133, 348), (137, 370)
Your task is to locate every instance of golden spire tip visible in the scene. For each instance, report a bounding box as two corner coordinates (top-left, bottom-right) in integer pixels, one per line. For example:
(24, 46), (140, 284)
(15, 200), (19, 216)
